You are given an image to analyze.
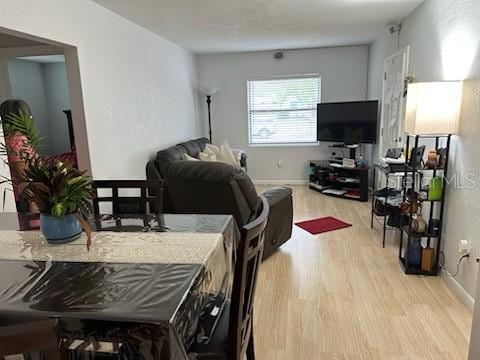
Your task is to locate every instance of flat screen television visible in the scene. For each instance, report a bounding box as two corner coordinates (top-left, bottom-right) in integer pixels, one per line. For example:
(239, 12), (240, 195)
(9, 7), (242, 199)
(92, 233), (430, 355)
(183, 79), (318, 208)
(317, 100), (379, 144)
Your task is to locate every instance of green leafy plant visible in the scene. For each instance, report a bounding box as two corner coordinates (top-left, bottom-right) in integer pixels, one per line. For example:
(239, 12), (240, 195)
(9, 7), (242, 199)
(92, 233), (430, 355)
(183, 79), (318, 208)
(1, 111), (41, 152)
(0, 112), (93, 218)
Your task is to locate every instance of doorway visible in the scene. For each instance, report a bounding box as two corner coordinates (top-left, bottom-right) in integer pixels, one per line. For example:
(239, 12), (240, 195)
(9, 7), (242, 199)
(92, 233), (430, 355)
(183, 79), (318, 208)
(0, 29), (90, 212)
(7, 54), (75, 158)
(379, 46), (410, 157)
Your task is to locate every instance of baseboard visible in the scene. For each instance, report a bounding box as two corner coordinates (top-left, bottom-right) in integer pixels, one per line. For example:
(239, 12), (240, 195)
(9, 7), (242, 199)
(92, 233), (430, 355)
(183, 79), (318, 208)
(253, 180), (309, 185)
(440, 269), (475, 312)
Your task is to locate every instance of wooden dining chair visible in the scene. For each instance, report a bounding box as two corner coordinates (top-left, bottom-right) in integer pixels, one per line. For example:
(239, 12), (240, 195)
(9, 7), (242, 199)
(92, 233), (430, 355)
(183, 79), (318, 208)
(0, 319), (61, 360)
(92, 180), (164, 217)
(189, 195), (269, 360)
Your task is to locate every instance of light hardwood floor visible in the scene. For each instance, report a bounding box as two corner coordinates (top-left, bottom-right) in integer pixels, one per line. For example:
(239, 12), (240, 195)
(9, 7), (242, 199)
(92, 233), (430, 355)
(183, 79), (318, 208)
(254, 185), (472, 360)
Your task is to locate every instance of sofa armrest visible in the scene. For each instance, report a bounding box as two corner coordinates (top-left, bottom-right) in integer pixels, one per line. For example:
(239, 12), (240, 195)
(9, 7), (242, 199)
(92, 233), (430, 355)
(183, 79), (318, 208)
(262, 186), (292, 207)
(261, 186), (293, 259)
(231, 149), (247, 170)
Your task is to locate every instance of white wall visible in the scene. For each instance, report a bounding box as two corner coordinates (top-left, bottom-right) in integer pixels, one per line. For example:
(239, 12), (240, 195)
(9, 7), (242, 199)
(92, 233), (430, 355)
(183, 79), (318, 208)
(0, 0), (200, 179)
(8, 59), (72, 155)
(42, 62), (71, 155)
(197, 46), (369, 182)
(7, 59), (51, 154)
(367, 0), (480, 303)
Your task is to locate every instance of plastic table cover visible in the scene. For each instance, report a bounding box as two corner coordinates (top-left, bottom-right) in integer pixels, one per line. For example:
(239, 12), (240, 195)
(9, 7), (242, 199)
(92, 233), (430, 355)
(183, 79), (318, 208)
(0, 213), (238, 360)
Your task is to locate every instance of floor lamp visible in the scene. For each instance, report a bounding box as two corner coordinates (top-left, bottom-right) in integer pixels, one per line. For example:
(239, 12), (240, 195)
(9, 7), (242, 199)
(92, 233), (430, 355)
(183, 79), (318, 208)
(200, 87), (218, 143)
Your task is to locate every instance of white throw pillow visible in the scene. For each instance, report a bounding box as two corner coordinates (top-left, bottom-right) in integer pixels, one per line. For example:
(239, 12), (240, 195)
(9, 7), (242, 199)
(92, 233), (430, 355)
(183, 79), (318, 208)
(198, 152), (217, 161)
(204, 143), (219, 156)
(184, 154), (199, 161)
(204, 141), (238, 166)
(219, 141), (239, 166)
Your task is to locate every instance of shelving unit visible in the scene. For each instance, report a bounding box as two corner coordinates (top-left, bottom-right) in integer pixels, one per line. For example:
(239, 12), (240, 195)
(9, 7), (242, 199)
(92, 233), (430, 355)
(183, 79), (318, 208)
(309, 160), (369, 202)
(370, 165), (407, 248)
(398, 134), (451, 276)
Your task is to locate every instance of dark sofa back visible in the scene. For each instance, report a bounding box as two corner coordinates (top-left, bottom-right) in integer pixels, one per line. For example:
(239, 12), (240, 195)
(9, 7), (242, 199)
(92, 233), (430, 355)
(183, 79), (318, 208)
(146, 138), (259, 225)
(164, 161), (259, 226)
(146, 138), (209, 212)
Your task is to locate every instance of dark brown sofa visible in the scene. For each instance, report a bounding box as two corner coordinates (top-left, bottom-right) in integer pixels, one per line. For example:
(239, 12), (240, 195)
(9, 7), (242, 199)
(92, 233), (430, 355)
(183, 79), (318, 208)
(146, 138), (292, 259)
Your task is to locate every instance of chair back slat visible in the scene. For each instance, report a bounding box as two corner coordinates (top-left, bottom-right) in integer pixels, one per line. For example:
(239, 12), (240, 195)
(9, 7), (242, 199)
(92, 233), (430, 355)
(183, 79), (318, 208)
(0, 319), (61, 359)
(92, 180), (164, 217)
(229, 195), (269, 359)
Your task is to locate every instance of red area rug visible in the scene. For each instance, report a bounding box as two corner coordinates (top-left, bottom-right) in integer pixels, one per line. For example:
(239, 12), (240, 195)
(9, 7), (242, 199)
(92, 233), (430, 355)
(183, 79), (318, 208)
(295, 216), (352, 235)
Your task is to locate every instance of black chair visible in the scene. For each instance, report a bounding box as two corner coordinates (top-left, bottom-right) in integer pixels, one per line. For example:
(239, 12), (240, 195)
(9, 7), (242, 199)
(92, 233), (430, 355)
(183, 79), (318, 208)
(190, 195), (269, 360)
(92, 180), (163, 217)
(0, 319), (61, 359)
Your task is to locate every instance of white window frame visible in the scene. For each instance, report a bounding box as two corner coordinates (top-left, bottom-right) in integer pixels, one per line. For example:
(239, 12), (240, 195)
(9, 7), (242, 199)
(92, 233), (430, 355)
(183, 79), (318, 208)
(247, 74), (321, 147)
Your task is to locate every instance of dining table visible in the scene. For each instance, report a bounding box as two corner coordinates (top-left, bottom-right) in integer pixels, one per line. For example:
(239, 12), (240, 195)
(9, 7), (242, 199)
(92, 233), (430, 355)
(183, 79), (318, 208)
(0, 212), (238, 360)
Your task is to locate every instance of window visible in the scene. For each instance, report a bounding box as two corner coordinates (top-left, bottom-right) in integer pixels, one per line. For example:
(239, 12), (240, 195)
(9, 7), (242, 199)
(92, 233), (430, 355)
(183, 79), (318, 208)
(247, 76), (321, 145)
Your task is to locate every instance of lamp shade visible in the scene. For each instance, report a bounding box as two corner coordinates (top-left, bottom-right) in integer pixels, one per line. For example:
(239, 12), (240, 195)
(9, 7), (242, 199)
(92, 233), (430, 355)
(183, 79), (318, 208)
(199, 86), (219, 96)
(405, 81), (462, 135)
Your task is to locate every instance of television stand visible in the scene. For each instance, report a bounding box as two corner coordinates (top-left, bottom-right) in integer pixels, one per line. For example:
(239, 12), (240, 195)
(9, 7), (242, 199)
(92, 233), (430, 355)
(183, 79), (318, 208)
(308, 160), (369, 202)
(328, 143), (359, 160)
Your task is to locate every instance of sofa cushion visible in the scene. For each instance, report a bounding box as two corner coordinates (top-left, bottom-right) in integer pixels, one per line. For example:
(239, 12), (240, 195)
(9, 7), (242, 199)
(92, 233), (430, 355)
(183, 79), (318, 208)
(155, 145), (187, 176)
(177, 138), (208, 157)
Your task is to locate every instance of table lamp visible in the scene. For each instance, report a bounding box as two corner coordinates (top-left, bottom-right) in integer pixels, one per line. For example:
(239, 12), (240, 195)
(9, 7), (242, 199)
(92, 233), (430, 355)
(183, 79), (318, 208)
(405, 81), (463, 135)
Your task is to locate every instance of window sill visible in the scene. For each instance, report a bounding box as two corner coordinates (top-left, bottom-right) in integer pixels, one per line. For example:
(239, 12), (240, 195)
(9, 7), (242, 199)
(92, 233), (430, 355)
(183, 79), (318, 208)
(248, 142), (320, 148)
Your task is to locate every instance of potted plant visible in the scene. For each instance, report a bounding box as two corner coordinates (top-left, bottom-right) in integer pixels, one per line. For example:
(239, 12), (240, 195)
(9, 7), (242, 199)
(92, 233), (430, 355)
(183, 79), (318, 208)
(0, 111), (93, 246)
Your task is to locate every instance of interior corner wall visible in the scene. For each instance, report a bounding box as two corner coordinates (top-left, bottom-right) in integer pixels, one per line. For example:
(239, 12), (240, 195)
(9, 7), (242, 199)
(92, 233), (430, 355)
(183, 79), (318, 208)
(366, 0), (480, 303)
(197, 46), (369, 182)
(42, 62), (71, 155)
(0, 0), (200, 179)
(7, 59), (51, 155)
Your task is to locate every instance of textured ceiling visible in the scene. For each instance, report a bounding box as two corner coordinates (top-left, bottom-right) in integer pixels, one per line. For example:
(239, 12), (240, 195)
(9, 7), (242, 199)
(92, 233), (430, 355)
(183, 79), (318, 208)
(93, 0), (423, 53)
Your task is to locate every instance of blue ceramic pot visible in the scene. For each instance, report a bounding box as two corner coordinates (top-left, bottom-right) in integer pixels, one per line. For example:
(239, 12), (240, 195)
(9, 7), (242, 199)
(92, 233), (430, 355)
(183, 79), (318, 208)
(40, 213), (82, 244)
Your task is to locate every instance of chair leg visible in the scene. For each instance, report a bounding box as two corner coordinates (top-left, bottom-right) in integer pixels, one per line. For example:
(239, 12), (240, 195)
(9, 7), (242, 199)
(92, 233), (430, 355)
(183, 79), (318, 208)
(246, 331), (255, 360)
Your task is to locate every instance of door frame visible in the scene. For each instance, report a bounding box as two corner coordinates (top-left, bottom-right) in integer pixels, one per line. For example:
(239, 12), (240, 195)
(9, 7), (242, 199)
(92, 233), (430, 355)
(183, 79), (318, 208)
(0, 35), (91, 176)
(379, 46), (410, 158)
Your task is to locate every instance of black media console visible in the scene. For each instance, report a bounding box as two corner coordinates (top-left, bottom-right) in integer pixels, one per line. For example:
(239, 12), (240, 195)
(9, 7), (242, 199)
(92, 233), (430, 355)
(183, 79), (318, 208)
(308, 160), (369, 202)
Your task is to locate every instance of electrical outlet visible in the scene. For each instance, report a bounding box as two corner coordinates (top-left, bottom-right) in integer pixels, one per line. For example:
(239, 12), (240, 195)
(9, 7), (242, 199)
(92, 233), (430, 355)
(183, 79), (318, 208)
(459, 239), (472, 255)
(277, 160), (284, 168)
(469, 246), (479, 263)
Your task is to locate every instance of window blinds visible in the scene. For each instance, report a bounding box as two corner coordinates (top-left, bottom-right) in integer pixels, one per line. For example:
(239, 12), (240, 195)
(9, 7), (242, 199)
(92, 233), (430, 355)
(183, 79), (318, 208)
(247, 76), (321, 145)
